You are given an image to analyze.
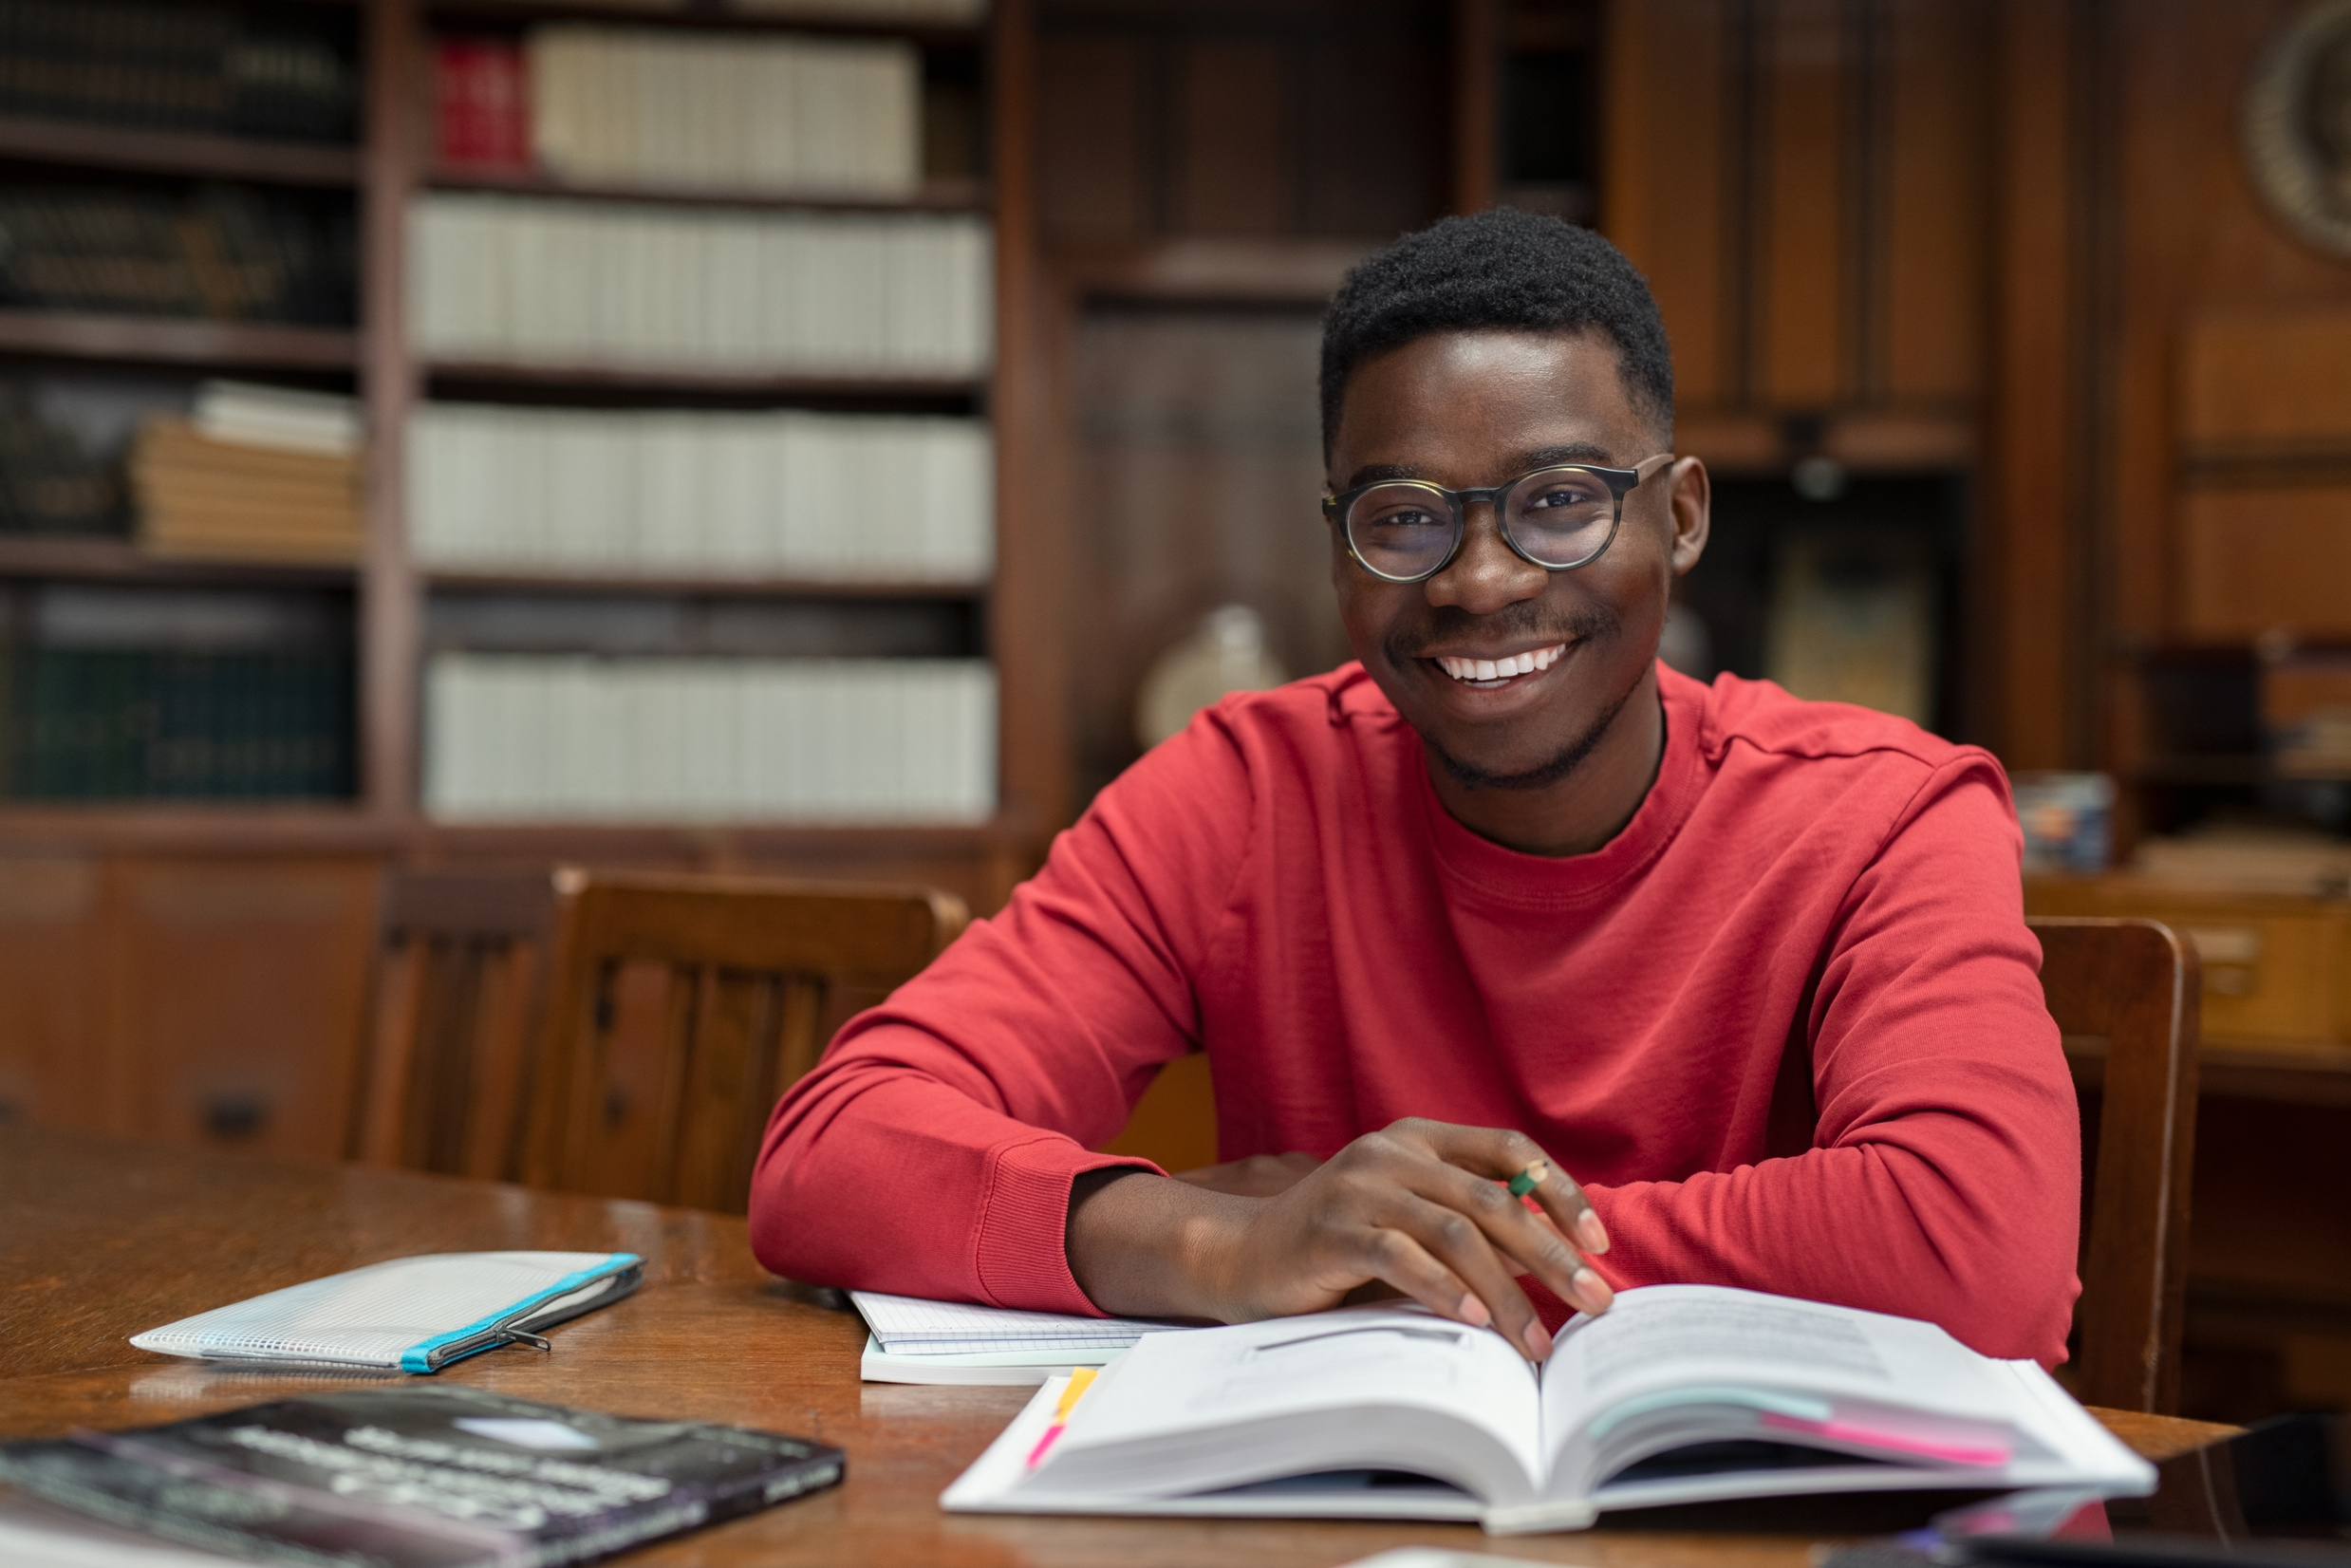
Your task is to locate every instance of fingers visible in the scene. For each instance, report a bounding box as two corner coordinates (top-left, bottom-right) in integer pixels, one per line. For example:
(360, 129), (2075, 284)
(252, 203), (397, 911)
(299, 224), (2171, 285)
(1390, 1121), (1616, 1316)
(1349, 1196), (1550, 1360)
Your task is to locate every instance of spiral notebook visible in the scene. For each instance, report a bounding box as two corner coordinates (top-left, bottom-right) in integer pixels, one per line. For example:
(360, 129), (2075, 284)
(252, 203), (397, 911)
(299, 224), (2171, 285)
(129, 1252), (643, 1373)
(851, 1291), (1190, 1386)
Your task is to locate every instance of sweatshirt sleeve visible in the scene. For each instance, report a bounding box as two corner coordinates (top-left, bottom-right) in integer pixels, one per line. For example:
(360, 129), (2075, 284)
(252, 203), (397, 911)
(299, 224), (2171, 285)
(1577, 755), (2083, 1366)
(746, 704), (1257, 1313)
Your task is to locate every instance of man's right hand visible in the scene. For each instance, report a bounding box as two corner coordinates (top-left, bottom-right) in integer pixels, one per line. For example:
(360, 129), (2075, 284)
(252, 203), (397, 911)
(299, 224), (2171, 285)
(1067, 1118), (1614, 1361)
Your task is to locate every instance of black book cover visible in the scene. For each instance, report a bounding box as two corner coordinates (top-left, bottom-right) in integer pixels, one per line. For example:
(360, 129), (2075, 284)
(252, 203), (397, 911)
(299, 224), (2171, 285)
(0, 1385), (846, 1568)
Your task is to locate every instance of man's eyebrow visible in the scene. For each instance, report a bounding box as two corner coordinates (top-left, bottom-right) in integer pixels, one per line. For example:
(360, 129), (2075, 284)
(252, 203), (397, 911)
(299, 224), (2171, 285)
(1337, 462), (1422, 489)
(1336, 442), (1619, 493)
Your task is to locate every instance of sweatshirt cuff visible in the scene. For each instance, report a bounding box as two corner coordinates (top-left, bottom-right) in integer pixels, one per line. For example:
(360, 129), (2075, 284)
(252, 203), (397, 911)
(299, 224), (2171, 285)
(972, 1133), (1163, 1316)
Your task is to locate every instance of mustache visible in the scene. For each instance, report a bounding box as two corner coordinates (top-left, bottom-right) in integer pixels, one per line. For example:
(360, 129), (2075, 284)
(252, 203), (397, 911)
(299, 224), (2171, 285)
(1383, 601), (1619, 666)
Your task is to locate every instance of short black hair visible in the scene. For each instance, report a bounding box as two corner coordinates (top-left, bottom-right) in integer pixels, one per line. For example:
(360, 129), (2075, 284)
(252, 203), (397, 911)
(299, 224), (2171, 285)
(1318, 208), (1675, 458)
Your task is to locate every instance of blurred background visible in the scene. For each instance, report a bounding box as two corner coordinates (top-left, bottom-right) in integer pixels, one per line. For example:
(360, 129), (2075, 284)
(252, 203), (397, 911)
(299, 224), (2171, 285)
(0, 0), (2346, 1428)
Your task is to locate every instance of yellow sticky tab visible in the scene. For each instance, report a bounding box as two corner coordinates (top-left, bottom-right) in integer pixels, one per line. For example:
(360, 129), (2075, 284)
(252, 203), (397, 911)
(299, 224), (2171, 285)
(1053, 1366), (1098, 1421)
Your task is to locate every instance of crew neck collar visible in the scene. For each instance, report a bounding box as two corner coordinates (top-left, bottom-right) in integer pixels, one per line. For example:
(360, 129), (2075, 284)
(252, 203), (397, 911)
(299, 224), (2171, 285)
(1412, 663), (1708, 909)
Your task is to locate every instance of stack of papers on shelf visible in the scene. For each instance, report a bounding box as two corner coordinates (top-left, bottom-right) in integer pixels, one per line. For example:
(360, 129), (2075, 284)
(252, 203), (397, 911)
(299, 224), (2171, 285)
(132, 383), (363, 565)
(851, 1291), (1190, 1386)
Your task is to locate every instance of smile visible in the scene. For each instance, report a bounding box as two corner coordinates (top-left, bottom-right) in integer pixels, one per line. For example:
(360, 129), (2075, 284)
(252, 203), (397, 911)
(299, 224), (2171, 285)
(1429, 644), (1566, 688)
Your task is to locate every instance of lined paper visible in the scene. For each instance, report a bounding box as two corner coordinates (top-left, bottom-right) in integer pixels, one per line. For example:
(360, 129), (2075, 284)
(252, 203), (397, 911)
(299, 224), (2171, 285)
(850, 1292), (1189, 1355)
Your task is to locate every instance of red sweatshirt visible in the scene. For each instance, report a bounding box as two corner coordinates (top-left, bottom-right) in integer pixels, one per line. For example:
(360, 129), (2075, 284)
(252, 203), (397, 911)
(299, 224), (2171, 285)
(750, 663), (2080, 1365)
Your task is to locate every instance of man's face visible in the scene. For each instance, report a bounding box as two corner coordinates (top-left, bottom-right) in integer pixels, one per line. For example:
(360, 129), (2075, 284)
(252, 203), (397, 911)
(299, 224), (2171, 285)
(1326, 328), (1697, 791)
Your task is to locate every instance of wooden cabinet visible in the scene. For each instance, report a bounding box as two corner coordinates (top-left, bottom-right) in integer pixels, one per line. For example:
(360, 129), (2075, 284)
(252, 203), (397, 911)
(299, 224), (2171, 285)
(0, 851), (378, 1162)
(2027, 877), (2351, 1061)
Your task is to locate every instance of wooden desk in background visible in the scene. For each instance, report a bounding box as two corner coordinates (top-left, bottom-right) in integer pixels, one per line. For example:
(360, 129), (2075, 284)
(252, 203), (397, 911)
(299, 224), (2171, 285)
(0, 1127), (2235, 1568)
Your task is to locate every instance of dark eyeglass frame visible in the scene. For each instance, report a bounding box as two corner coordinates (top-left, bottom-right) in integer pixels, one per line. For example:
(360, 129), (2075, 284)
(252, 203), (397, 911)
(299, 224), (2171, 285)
(1321, 453), (1676, 585)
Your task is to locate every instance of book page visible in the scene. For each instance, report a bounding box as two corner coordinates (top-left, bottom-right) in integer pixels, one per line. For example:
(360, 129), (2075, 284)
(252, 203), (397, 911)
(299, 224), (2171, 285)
(1036, 1308), (1546, 1504)
(1539, 1285), (2024, 1479)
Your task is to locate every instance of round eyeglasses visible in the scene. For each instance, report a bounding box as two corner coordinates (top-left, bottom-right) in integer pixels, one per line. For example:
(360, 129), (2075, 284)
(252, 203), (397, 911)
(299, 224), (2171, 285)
(1322, 454), (1675, 585)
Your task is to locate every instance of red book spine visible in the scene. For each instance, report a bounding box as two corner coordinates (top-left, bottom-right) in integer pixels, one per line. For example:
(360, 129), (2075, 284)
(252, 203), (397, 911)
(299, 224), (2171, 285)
(435, 38), (532, 168)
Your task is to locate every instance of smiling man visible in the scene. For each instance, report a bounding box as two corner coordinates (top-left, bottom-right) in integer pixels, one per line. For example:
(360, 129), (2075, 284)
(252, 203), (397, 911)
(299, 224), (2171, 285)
(749, 210), (2080, 1368)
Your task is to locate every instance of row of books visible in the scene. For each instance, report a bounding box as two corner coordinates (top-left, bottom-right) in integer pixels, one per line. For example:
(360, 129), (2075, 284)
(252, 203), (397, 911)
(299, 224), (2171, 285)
(408, 195), (989, 375)
(449, 0), (985, 17)
(424, 653), (994, 823)
(439, 27), (923, 197)
(0, 644), (355, 800)
(0, 0), (357, 143)
(0, 183), (355, 326)
(0, 379), (125, 533)
(409, 403), (990, 581)
(132, 383), (363, 565)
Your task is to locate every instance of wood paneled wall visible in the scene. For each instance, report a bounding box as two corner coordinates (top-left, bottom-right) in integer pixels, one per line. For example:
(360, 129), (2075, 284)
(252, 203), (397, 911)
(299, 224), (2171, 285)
(1035, 0), (1450, 245)
(1606, 0), (2351, 779)
(1603, 0), (1989, 457)
(0, 853), (380, 1161)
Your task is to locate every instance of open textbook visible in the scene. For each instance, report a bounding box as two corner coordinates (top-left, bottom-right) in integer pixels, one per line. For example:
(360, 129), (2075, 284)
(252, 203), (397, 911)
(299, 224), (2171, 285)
(944, 1285), (2156, 1535)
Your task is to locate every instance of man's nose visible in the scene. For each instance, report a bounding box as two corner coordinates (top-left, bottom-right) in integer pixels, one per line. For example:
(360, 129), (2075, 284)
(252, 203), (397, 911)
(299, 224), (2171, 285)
(1424, 500), (1548, 614)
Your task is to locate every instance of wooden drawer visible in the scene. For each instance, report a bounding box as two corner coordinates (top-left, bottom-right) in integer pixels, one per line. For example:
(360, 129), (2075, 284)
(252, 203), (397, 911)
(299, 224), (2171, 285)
(2026, 878), (2351, 1053)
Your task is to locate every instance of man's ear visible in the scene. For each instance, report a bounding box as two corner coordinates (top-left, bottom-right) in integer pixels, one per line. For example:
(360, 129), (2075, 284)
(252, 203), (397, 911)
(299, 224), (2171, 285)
(1666, 456), (1710, 576)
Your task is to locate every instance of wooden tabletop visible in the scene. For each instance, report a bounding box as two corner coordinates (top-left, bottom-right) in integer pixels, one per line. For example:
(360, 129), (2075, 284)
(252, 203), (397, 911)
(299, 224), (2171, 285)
(0, 1126), (2239, 1568)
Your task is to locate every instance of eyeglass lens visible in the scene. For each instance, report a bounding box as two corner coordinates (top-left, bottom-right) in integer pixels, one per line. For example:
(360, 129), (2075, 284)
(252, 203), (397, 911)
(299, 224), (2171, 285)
(1344, 466), (1618, 581)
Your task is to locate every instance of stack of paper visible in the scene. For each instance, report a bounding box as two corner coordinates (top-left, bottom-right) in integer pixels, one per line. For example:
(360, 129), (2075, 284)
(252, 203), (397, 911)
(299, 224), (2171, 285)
(131, 383), (363, 565)
(851, 1291), (1189, 1386)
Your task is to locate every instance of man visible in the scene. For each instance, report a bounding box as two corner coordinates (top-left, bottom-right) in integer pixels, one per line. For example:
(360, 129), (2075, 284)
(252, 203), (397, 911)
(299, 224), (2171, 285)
(750, 210), (2079, 1368)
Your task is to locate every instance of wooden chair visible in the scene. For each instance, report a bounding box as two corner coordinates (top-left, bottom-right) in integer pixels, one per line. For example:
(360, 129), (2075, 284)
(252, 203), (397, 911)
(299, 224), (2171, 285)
(519, 871), (969, 1214)
(348, 867), (579, 1181)
(2030, 916), (2202, 1415)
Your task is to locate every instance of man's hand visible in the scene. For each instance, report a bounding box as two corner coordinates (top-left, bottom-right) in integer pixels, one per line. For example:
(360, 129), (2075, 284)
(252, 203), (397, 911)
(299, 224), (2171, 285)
(1068, 1118), (1613, 1361)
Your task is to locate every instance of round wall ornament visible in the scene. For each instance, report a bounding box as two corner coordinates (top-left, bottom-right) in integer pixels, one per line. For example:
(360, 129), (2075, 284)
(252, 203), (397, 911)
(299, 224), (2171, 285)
(2246, 0), (2351, 256)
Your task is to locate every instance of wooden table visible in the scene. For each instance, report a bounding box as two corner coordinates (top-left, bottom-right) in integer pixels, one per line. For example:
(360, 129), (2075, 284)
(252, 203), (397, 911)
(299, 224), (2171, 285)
(0, 1127), (2237, 1568)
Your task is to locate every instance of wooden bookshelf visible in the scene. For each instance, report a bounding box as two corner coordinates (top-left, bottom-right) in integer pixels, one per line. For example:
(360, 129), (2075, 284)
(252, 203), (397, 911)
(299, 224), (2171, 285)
(0, 114), (359, 187)
(0, 0), (1041, 850)
(0, 310), (358, 372)
(427, 163), (989, 215)
(424, 568), (985, 599)
(420, 0), (986, 46)
(0, 535), (356, 588)
(421, 362), (985, 402)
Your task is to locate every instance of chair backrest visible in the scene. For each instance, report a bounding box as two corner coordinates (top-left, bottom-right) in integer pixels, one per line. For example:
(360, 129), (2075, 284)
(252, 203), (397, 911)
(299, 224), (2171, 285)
(2029, 915), (2202, 1414)
(519, 871), (969, 1213)
(349, 867), (577, 1180)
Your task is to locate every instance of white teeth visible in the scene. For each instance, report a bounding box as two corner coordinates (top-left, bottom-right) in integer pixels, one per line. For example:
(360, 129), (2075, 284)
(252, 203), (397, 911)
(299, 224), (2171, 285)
(1433, 644), (1567, 683)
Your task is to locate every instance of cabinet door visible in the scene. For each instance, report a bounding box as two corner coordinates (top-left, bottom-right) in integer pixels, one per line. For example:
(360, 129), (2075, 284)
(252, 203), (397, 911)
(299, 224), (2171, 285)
(0, 856), (110, 1129)
(115, 857), (381, 1162)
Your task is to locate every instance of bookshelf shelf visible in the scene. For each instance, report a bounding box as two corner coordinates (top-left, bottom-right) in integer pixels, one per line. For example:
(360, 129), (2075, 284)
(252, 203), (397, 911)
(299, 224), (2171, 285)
(422, 360), (984, 402)
(427, 163), (988, 215)
(425, 568), (985, 599)
(0, 535), (356, 588)
(0, 311), (359, 372)
(0, 115), (359, 188)
(0, 805), (1021, 850)
(420, 1), (986, 45)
